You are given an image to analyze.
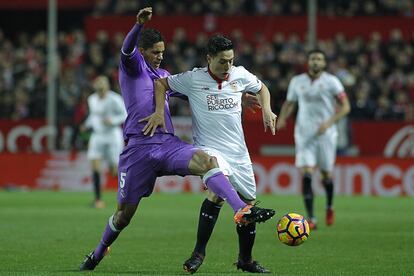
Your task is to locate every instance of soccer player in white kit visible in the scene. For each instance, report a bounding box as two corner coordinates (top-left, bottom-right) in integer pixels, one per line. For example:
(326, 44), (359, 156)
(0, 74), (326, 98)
(84, 75), (127, 208)
(143, 35), (277, 273)
(277, 50), (350, 229)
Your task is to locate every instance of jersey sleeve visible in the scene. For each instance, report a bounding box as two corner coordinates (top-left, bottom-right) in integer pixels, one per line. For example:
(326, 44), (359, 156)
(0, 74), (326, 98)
(331, 76), (345, 97)
(286, 77), (298, 102)
(169, 91), (189, 101)
(119, 24), (145, 77)
(240, 66), (262, 94)
(167, 71), (193, 96)
(120, 48), (145, 77)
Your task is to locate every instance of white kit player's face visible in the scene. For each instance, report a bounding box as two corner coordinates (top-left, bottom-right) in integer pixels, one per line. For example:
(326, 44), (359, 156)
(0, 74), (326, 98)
(207, 50), (234, 80)
(308, 53), (326, 75)
(93, 76), (110, 98)
(140, 41), (165, 69)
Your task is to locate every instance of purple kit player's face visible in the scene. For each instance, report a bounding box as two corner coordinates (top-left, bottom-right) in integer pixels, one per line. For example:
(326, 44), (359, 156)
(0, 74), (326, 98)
(308, 53), (326, 75)
(140, 41), (165, 69)
(207, 50), (234, 80)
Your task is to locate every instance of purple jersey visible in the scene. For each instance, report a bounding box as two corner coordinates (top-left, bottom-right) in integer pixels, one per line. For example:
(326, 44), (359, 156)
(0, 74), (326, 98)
(119, 28), (175, 144)
(117, 24), (198, 204)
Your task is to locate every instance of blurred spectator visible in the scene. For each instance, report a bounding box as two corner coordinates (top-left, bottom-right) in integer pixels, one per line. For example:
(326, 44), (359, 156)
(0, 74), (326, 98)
(91, 0), (414, 17)
(2, 3), (414, 152)
(2, 26), (414, 123)
(375, 95), (395, 120)
(392, 90), (414, 121)
(350, 82), (376, 119)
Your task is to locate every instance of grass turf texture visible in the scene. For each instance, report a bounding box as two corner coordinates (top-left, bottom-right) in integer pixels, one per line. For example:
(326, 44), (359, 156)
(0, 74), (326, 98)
(0, 191), (412, 275)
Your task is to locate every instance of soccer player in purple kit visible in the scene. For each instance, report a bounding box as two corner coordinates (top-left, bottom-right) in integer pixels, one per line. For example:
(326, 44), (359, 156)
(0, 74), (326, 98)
(79, 7), (275, 271)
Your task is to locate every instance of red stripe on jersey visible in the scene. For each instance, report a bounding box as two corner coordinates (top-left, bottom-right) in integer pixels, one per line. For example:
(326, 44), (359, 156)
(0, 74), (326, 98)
(337, 91), (347, 102)
(208, 66), (228, 90)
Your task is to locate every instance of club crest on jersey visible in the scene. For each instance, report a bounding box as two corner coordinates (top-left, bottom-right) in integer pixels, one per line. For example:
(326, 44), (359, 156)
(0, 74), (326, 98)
(230, 81), (238, 91)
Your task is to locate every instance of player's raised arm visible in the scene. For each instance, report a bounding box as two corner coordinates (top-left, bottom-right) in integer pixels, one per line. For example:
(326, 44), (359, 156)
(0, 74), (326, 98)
(122, 7), (152, 54)
(120, 7), (152, 75)
(257, 83), (277, 135)
(139, 78), (170, 136)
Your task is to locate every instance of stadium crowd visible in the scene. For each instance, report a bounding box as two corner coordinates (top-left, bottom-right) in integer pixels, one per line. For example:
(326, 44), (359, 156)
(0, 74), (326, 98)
(1, 1), (414, 150)
(1, 26), (414, 123)
(91, 0), (414, 17)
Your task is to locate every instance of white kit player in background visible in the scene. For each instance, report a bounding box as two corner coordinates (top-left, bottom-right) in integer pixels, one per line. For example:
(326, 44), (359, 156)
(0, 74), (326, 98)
(277, 49), (350, 230)
(141, 34), (277, 273)
(83, 75), (127, 208)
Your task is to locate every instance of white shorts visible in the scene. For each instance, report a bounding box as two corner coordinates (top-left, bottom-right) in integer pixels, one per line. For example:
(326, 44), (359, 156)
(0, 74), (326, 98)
(199, 146), (256, 200)
(295, 133), (337, 172)
(87, 132), (124, 166)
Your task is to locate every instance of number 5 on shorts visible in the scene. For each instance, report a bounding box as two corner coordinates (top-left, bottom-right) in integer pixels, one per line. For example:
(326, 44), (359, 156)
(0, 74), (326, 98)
(119, 172), (126, 188)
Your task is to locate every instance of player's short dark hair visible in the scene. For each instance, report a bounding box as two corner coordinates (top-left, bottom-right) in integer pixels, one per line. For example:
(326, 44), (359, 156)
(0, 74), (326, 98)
(139, 28), (164, 50)
(307, 49), (327, 60)
(206, 35), (233, 56)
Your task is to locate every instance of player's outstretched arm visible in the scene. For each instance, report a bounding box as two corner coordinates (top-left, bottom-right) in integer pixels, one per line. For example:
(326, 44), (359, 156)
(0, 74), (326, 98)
(139, 78), (170, 136)
(257, 83), (277, 135)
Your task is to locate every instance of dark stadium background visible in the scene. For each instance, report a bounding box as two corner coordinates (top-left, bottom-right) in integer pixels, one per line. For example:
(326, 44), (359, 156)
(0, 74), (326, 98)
(0, 1), (413, 274)
(1, 0), (413, 195)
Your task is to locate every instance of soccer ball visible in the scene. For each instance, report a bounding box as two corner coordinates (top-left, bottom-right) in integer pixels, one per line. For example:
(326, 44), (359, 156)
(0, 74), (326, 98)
(277, 213), (310, 246)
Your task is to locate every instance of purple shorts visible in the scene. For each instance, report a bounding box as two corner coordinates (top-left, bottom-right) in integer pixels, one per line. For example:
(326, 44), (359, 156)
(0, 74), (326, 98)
(117, 135), (198, 204)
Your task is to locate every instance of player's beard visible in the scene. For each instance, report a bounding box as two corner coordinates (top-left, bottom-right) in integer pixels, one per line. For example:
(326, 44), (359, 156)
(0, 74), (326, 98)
(309, 65), (323, 76)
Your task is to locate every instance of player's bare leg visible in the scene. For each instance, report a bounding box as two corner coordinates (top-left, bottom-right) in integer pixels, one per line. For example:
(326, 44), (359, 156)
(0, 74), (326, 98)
(301, 167), (317, 229)
(109, 163), (118, 177)
(80, 203), (138, 270)
(321, 170), (335, 226)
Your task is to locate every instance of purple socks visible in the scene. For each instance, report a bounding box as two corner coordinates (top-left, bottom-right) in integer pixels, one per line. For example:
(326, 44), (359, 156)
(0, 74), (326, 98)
(203, 169), (246, 212)
(93, 215), (120, 261)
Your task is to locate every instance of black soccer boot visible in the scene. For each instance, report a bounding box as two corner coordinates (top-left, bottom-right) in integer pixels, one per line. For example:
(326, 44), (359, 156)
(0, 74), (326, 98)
(183, 252), (204, 274)
(234, 203), (275, 225)
(79, 252), (99, 271)
(235, 259), (270, 273)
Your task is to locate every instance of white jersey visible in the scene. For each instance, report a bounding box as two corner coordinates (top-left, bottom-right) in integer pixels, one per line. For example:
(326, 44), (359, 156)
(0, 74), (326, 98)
(85, 91), (127, 136)
(287, 72), (344, 146)
(167, 66), (262, 161)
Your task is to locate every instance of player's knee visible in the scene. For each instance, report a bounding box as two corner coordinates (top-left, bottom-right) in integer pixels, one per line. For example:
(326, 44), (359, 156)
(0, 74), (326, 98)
(207, 190), (225, 205)
(321, 171), (332, 180)
(113, 210), (133, 230)
(196, 153), (218, 174)
(202, 156), (218, 173)
(189, 151), (221, 176)
(109, 165), (118, 176)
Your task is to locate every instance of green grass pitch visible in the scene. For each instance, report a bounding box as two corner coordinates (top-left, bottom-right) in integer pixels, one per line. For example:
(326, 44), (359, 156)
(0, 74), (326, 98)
(0, 191), (412, 275)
